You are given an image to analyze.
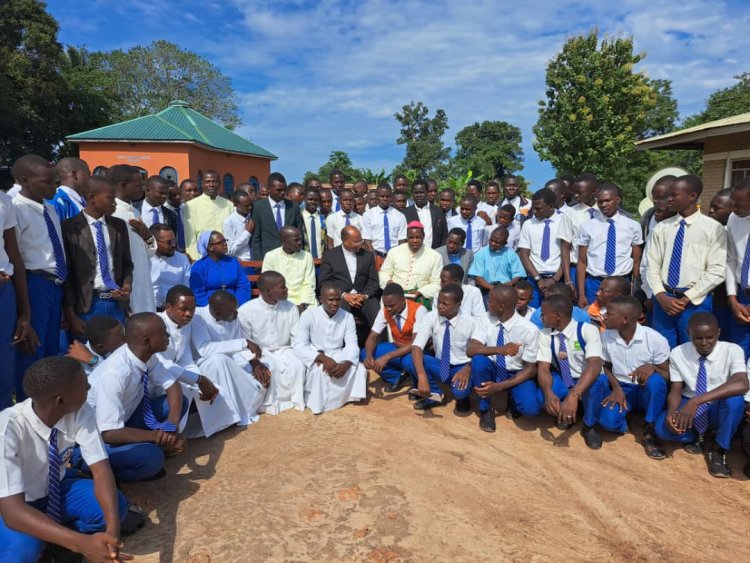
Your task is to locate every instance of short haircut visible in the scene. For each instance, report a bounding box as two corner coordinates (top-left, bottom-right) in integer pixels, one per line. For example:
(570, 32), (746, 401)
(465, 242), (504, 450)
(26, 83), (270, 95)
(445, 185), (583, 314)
(545, 283), (574, 301)
(675, 174), (703, 196)
(393, 174), (408, 183)
(499, 204), (516, 215)
(608, 295), (642, 318)
(87, 176), (114, 195)
(466, 179), (483, 192)
(287, 181), (303, 190)
(329, 169), (344, 179)
(382, 283), (405, 298)
(125, 312), (161, 341)
(486, 180), (500, 189)
(393, 189), (408, 198)
(734, 176), (750, 192)
(268, 172), (286, 185)
(149, 223), (173, 237)
(544, 178), (565, 191)
(11, 154), (52, 179)
(515, 279), (533, 293)
(338, 188), (354, 198)
(209, 289), (238, 308)
(574, 173), (598, 187)
(377, 183), (392, 193)
(440, 282), (464, 303)
(304, 188), (320, 198)
(713, 187), (733, 199)
(23, 356), (83, 400)
(490, 226), (509, 239)
(165, 284), (194, 305)
(203, 169), (219, 179)
(560, 174), (575, 184)
(147, 175), (170, 190)
(532, 188), (556, 206)
(448, 227), (466, 242)
(439, 188), (455, 199)
(84, 315), (121, 346)
(108, 164), (141, 185)
(56, 157), (88, 176)
(179, 179), (197, 189)
(412, 178), (428, 190)
(304, 177), (321, 188)
(688, 311), (718, 330)
(232, 189), (251, 204)
(597, 182), (622, 198)
(544, 294), (573, 315)
(319, 281), (342, 296)
(441, 263), (464, 281)
(257, 270), (284, 291)
(460, 194), (479, 206)
(502, 175), (518, 185)
(602, 276), (631, 296)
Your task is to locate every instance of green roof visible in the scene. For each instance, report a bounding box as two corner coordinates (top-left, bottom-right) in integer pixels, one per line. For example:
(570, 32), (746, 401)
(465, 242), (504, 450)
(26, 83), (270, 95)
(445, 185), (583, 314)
(67, 101), (277, 159)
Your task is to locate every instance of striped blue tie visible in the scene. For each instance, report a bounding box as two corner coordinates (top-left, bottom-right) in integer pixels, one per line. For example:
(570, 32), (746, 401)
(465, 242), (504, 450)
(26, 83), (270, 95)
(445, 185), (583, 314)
(439, 320), (451, 382)
(588, 208), (596, 219)
(741, 235), (750, 290)
(94, 221), (119, 290)
(383, 212), (391, 252)
(43, 207), (67, 282)
(466, 218), (473, 249)
(309, 215), (318, 258)
(667, 219), (686, 289)
(495, 323), (508, 382)
(540, 219), (552, 262)
(693, 356), (710, 434)
(141, 370), (177, 432)
(47, 428), (63, 523)
(345, 214), (351, 226)
(604, 218), (617, 275)
(558, 334), (575, 388)
(151, 208), (159, 226)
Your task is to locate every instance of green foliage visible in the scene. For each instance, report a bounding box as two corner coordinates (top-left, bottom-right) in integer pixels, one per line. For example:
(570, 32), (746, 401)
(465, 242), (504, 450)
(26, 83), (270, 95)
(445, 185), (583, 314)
(689, 72), (750, 124)
(357, 168), (387, 186)
(304, 150), (360, 183)
(533, 29), (679, 211)
(394, 101), (450, 177)
(453, 120), (524, 179)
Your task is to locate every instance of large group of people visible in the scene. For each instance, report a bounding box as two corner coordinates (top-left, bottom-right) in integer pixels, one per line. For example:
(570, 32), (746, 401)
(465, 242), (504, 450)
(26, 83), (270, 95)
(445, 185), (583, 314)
(1, 155), (750, 561)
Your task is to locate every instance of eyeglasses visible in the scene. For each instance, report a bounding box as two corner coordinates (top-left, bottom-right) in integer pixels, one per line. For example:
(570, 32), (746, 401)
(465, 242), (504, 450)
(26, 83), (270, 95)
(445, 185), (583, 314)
(158, 238), (176, 245)
(209, 239), (227, 246)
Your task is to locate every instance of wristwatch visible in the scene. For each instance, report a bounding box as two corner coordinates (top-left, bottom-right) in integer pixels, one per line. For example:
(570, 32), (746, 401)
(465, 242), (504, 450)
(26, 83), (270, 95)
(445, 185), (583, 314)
(533, 275), (542, 282)
(87, 356), (99, 367)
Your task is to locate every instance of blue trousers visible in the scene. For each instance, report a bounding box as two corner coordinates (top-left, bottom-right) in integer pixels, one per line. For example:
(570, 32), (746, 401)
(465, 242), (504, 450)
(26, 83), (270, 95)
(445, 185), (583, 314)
(74, 394), (188, 482)
(597, 375), (668, 433)
(728, 292), (750, 355)
(653, 292), (712, 348)
(360, 343), (411, 386)
(536, 372), (608, 427)
(655, 395), (745, 450)
(15, 274), (63, 402)
(0, 282), (17, 409)
(469, 355), (540, 415)
(402, 354), (471, 399)
(585, 274), (631, 305)
(78, 295), (126, 325)
(0, 470), (128, 563)
(528, 275), (554, 309)
(569, 265), (577, 288)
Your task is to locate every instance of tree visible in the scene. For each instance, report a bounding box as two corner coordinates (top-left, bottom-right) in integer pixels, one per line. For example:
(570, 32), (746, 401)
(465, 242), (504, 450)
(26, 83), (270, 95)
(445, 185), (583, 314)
(453, 120), (524, 179)
(533, 29), (679, 210)
(689, 72), (750, 124)
(394, 101), (450, 177)
(88, 40), (241, 128)
(303, 151), (359, 183)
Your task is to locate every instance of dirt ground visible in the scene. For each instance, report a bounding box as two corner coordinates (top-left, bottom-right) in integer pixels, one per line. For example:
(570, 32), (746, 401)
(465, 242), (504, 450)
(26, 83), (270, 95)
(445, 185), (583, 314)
(122, 376), (750, 562)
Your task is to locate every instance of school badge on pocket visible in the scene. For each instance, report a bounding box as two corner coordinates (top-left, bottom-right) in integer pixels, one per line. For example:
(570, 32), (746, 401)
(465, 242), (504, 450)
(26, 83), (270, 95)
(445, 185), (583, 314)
(573, 341), (582, 352)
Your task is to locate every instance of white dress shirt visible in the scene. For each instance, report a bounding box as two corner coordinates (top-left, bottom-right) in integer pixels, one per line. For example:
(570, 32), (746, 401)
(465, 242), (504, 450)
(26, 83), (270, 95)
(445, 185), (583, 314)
(238, 297), (300, 351)
(141, 200), (165, 228)
(0, 399), (107, 502)
(413, 311), (480, 365)
(84, 213), (116, 291)
(292, 305), (359, 364)
(326, 210), (362, 247)
(646, 211), (727, 304)
(0, 191), (17, 275)
(361, 206), (407, 253)
(447, 214), (487, 252)
(557, 203), (596, 264)
(640, 214), (659, 298)
(473, 311), (540, 371)
(518, 213), (563, 274)
(669, 341), (746, 399)
(88, 344), (177, 433)
(538, 319), (603, 378)
(601, 325), (670, 385)
(12, 193), (65, 275)
(150, 252), (191, 308)
(414, 204), (434, 247)
(223, 211), (252, 260)
(460, 284), (486, 318)
(342, 248), (358, 283)
(302, 209), (326, 258)
(371, 305), (428, 341)
(725, 212), (750, 296)
(485, 221), (520, 251)
(577, 211), (643, 277)
(501, 196), (531, 221)
(268, 196), (286, 228)
(113, 198), (156, 313)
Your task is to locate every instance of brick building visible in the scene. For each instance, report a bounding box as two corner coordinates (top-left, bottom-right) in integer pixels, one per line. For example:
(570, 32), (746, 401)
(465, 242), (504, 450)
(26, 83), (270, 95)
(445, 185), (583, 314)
(636, 112), (750, 205)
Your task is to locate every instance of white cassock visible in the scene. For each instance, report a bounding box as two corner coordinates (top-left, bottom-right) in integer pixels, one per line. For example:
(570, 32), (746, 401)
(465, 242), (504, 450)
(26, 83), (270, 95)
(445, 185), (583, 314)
(195, 306), (254, 370)
(113, 199), (156, 313)
(237, 298), (306, 414)
(157, 312), (265, 437)
(292, 305), (367, 414)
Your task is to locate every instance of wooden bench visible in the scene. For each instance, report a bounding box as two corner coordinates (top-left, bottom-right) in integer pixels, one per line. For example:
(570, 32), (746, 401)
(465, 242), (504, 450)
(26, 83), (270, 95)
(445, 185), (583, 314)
(241, 258), (322, 297)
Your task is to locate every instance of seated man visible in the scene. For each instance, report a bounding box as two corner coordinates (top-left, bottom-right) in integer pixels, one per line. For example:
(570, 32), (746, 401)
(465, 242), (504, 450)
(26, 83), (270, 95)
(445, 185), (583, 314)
(158, 285), (266, 437)
(468, 285), (540, 432)
(536, 294), (608, 450)
(515, 280), (535, 320)
(598, 296), (670, 458)
(530, 283), (590, 330)
(440, 264), (484, 318)
(262, 226), (316, 311)
(362, 283), (427, 393)
(379, 221), (442, 304)
(403, 284), (476, 413)
(66, 315), (125, 375)
(238, 272), (307, 414)
(586, 276), (631, 332)
(292, 283), (367, 414)
(436, 228), (474, 284)
(468, 226), (526, 305)
(655, 312), (748, 478)
(0, 357), (130, 563)
(195, 290), (254, 369)
(149, 223), (190, 311)
(83, 313), (188, 483)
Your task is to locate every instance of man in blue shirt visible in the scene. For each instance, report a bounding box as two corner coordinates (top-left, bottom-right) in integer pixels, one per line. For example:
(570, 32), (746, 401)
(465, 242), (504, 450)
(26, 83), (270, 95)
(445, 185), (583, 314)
(468, 227), (526, 306)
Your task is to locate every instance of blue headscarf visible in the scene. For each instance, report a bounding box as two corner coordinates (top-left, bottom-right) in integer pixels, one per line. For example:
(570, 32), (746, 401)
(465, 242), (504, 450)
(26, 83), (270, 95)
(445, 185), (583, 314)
(197, 231), (212, 258)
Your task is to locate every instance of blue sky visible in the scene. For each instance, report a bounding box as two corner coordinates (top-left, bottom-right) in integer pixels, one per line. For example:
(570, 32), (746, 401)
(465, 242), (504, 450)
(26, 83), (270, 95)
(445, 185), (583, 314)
(47, 0), (749, 188)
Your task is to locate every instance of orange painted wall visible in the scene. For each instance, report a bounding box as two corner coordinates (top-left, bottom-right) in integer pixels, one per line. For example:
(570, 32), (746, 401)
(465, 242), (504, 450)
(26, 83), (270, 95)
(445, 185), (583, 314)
(76, 142), (272, 189)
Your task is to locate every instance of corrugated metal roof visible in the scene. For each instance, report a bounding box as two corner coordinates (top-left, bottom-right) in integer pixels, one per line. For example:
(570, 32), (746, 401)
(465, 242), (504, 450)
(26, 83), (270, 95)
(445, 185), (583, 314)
(636, 112), (750, 150)
(67, 101), (277, 159)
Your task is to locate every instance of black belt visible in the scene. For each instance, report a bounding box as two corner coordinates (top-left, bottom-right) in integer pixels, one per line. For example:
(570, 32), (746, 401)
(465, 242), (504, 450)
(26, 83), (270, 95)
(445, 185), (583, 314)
(26, 269), (64, 285)
(374, 250), (388, 258)
(663, 284), (688, 298)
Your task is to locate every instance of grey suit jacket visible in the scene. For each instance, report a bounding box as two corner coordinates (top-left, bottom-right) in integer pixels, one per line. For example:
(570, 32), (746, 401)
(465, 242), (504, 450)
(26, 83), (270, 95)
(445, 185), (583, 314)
(436, 246), (474, 284)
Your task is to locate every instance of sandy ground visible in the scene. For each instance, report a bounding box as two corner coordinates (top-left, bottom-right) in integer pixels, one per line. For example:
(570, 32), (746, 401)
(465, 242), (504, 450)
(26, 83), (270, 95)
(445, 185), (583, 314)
(122, 376), (750, 562)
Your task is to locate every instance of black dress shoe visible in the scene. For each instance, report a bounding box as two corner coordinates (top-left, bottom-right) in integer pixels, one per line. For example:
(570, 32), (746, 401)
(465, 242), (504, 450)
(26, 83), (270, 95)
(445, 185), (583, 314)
(407, 389), (421, 401)
(384, 372), (409, 393)
(454, 397), (471, 413)
(556, 421), (572, 430)
(479, 409), (496, 432)
(582, 425), (603, 450)
(707, 448), (731, 478)
(121, 509), (147, 535)
(684, 433), (705, 455)
(414, 397), (443, 410)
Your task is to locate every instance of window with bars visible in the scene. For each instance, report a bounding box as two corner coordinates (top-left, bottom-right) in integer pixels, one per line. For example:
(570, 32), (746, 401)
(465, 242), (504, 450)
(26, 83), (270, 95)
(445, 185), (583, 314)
(731, 159), (750, 185)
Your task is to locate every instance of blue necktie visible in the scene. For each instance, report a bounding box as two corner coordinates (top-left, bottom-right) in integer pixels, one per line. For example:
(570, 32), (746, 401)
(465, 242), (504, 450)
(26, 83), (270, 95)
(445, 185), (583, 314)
(540, 219), (552, 262)
(345, 214), (351, 227)
(495, 322), (508, 382)
(43, 207), (67, 282)
(94, 221), (119, 290)
(604, 218), (617, 275)
(439, 320), (451, 382)
(309, 215), (318, 258)
(588, 208), (596, 219)
(465, 218), (473, 249)
(558, 334), (575, 388)
(741, 235), (750, 290)
(396, 314), (402, 331)
(336, 200), (341, 212)
(383, 211), (391, 252)
(275, 203), (283, 231)
(142, 370), (177, 432)
(693, 356), (710, 434)
(667, 219), (686, 288)
(151, 207), (159, 226)
(176, 207), (185, 250)
(47, 428), (63, 523)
